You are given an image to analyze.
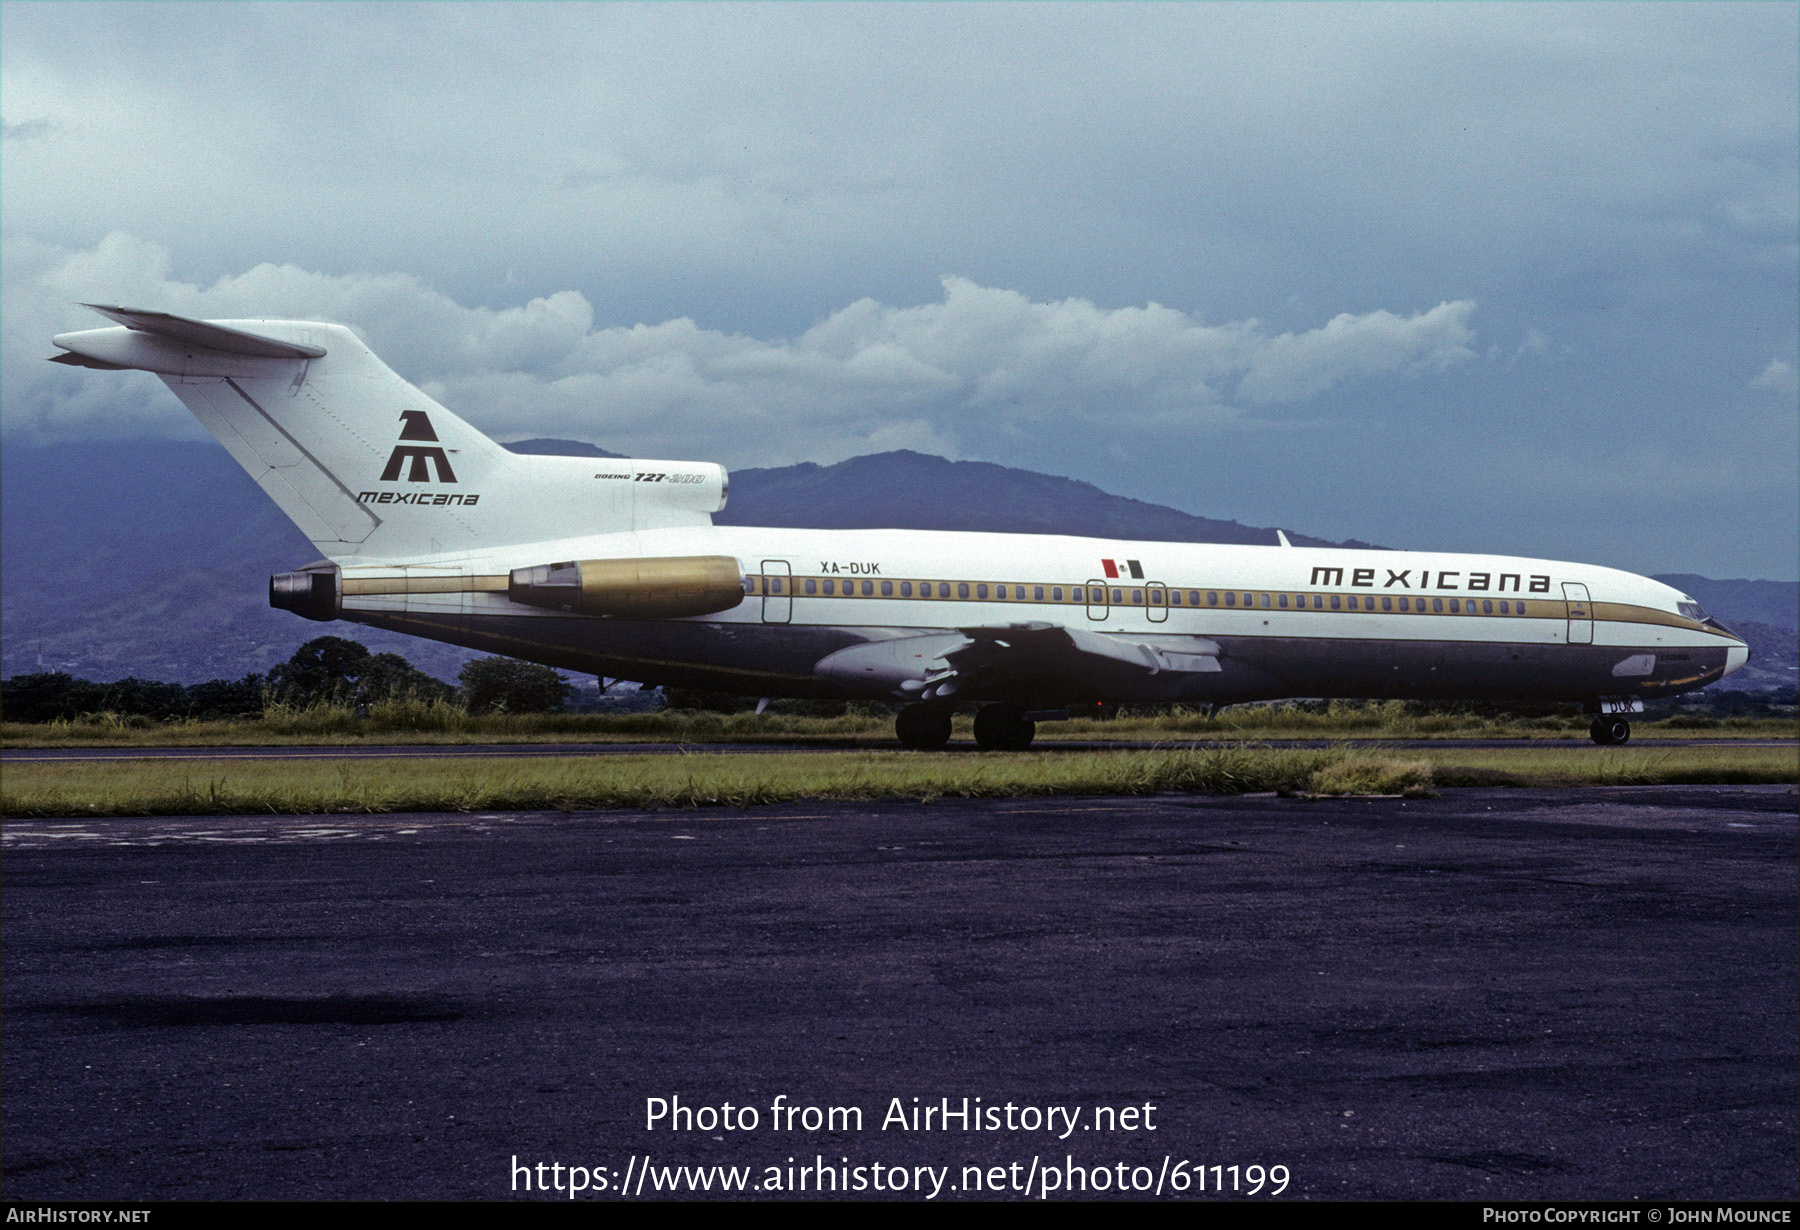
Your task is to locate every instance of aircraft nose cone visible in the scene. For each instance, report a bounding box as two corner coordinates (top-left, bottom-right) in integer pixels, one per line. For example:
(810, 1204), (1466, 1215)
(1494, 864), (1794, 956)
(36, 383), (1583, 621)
(1723, 642), (1749, 677)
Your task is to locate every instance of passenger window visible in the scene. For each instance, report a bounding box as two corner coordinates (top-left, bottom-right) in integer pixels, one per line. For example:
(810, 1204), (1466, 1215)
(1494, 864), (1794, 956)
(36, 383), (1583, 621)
(1034, 586), (1044, 601)
(1189, 591), (1200, 605)
(939, 583), (951, 598)
(1225, 592), (1236, 606)
(1171, 590), (1182, 605)
(958, 583), (970, 599)
(1516, 602), (1527, 615)
(881, 581), (892, 596)
(1111, 588), (1123, 604)
(770, 578), (783, 594)
(900, 582), (912, 597)
(1151, 589), (1164, 604)
(1482, 599), (1492, 614)
(1448, 598), (1459, 612)
(805, 579), (817, 595)
(1330, 595), (1341, 610)
(862, 580), (874, 596)
(1053, 587), (1063, 602)
(1432, 598), (1443, 613)
(1381, 596), (1392, 611)
(1498, 599), (1508, 614)
(977, 584), (988, 599)
(1278, 594), (1288, 608)
(1260, 593), (1270, 608)
(1208, 592), (1219, 606)
(1132, 589), (1143, 604)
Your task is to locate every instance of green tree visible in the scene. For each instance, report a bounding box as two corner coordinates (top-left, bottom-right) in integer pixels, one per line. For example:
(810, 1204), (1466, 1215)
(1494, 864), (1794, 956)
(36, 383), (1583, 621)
(358, 652), (454, 704)
(268, 637), (451, 708)
(457, 657), (572, 714)
(267, 636), (372, 706)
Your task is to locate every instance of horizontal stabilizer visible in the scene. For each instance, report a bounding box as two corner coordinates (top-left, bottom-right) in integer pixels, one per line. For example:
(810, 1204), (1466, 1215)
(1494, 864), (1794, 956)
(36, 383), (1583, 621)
(80, 303), (327, 360)
(47, 350), (130, 370)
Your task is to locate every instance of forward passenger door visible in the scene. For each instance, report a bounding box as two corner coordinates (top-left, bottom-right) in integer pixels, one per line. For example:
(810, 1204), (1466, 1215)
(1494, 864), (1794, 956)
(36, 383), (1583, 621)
(1563, 582), (1593, 645)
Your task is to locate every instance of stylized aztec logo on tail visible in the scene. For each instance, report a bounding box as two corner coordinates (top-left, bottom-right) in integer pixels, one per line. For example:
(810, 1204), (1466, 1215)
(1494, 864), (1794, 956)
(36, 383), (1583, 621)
(379, 411), (457, 482)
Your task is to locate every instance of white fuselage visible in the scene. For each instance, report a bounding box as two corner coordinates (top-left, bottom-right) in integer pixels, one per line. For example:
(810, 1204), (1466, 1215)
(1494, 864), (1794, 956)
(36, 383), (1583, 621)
(331, 526), (1747, 707)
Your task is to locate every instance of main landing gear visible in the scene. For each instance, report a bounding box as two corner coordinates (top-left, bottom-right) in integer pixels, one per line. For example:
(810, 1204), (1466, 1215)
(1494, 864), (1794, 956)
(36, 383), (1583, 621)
(894, 703), (1040, 750)
(972, 703), (1036, 751)
(1589, 716), (1632, 746)
(895, 703), (954, 750)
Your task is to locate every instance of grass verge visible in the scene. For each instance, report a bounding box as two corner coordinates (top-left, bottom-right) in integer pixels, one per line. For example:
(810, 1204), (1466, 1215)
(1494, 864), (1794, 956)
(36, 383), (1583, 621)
(4, 698), (1795, 748)
(4, 745), (1793, 818)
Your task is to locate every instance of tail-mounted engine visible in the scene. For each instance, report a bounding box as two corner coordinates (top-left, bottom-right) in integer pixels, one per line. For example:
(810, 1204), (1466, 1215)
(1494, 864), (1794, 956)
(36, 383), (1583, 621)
(269, 564), (342, 621)
(509, 556), (745, 619)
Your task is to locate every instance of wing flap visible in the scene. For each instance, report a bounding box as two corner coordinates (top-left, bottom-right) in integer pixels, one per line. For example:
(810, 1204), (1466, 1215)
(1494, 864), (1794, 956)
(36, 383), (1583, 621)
(815, 622), (1221, 699)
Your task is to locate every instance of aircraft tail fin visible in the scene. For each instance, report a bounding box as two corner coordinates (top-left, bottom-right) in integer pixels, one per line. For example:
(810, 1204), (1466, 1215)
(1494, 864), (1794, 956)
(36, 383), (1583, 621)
(51, 307), (726, 562)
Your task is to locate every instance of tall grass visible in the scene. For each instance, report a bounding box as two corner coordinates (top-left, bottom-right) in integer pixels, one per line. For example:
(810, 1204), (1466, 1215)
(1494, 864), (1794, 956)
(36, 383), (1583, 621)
(5, 697), (1794, 748)
(1, 746), (1426, 816)
(5, 745), (1794, 818)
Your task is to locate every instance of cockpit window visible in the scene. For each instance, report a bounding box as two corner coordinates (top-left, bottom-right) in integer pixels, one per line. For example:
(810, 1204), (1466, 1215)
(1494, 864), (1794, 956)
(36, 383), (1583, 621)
(1677, 600), (1708, 622)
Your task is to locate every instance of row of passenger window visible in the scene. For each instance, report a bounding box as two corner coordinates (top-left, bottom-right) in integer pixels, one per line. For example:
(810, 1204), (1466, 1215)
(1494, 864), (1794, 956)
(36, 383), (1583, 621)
(1187, 591), (1529, 616)
(755, 575), (1529, 616)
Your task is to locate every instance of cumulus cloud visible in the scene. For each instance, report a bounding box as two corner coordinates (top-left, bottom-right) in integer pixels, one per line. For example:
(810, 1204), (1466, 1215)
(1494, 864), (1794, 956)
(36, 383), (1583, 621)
(4, 233), (1480, 464)
(1751, 358), (1799, 398)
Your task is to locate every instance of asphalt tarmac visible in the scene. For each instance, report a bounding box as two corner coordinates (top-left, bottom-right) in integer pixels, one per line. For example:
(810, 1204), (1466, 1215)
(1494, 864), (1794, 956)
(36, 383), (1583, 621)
(3, 785), (1794, 1201)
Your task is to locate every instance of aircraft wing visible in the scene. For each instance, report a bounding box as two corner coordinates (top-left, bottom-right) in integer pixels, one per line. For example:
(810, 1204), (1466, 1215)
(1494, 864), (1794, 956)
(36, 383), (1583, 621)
(813, 621), (1220, 701)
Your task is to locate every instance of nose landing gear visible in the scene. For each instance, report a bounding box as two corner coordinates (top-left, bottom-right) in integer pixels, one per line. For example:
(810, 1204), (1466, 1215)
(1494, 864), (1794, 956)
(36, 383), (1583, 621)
(1589, 716), (1632, 746)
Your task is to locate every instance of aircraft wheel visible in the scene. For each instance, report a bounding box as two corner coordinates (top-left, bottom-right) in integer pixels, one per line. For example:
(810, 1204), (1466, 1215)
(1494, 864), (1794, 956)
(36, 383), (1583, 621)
(1589, 716), (1632, 746)
(973, 703), (1036, 751)
(895, 703), (953, 750)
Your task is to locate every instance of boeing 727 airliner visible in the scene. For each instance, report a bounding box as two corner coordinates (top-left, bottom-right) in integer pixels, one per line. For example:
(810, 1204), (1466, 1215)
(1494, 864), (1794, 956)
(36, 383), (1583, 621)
(51, 305), (1749, 748)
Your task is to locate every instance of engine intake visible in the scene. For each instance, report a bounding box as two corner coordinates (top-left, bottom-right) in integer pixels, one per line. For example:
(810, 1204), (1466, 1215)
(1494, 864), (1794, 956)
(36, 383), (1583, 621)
(508, 556), (745, 620)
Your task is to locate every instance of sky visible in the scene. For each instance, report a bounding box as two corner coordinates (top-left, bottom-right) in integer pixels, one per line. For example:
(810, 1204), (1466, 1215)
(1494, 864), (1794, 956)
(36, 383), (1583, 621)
(3, 2), (1795, 579)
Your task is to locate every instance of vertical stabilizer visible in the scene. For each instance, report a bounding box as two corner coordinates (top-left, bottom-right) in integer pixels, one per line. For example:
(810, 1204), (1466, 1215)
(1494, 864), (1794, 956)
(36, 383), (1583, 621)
(52, 307), (727, 562)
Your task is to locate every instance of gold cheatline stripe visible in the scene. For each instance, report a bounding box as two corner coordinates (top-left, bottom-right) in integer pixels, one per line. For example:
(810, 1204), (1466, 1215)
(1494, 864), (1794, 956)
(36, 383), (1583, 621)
(342, 575), (509, 596)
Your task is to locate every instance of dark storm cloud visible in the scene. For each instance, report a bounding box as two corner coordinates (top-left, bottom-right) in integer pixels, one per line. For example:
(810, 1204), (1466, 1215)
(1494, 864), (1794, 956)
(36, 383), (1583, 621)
(2, 2), (1793, 576)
